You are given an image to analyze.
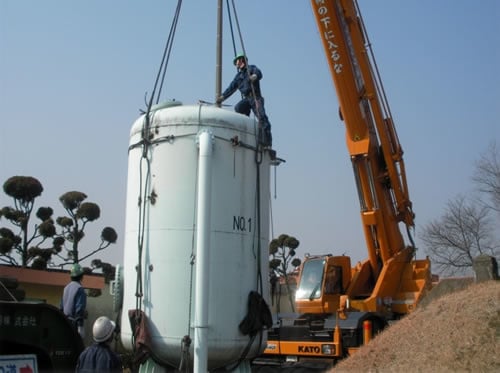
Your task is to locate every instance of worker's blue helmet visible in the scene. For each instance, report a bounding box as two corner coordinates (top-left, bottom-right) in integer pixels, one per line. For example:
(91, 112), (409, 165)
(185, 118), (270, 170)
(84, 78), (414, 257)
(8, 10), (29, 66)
(233, 53), (247, 65)
(70, 263), (84, 277)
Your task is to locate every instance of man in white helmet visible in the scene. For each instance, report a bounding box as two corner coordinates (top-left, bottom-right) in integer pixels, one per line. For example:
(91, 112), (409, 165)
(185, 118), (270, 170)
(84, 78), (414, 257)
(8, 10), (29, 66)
(76, 316), (122, 372)
(60, 263), (87, 338)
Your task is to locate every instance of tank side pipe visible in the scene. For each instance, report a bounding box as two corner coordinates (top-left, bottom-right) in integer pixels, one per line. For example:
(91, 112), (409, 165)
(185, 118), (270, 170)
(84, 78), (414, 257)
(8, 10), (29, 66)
(193, 130), (214, 373)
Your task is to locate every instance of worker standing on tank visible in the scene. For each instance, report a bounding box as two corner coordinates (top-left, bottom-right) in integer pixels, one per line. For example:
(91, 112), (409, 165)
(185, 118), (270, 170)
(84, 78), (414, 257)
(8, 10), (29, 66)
(216, 53), (272, 147)
(60, 263), (87, 339)
(76, 316), (123, 372)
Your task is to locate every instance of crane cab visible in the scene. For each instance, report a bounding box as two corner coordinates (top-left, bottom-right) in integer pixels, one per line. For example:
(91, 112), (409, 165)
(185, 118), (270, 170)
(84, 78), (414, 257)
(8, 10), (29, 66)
(295, 255), (352, 314)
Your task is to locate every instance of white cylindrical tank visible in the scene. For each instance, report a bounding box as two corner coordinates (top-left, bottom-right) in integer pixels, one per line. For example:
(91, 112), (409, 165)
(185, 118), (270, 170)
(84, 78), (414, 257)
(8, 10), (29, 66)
(120, 101), (271, 370)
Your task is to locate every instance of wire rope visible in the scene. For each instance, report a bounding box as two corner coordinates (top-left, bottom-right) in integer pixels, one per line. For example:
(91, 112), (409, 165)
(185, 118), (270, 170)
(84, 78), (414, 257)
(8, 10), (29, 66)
(131, 0), (184, 358)
(225, 0), (237, 57)
(223, 4), (273, 370)
(228, 0), (264, 149)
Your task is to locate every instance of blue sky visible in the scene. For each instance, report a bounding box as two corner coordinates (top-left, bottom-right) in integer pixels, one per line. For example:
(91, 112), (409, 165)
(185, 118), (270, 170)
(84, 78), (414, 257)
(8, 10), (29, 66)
(1, 1), (499, 268)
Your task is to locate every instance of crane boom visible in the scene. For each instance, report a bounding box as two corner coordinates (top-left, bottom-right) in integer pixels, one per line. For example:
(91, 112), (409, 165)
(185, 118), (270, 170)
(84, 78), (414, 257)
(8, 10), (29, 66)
(311, 0), (414, 277)
(258, 2), (432, 367)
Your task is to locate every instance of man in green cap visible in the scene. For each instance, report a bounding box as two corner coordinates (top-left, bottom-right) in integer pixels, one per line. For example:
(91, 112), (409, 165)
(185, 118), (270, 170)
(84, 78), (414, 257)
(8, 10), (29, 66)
(60, 263), (87, 338)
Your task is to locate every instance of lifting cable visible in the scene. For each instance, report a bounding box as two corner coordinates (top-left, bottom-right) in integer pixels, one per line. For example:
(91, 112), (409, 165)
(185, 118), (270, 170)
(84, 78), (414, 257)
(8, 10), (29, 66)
(226, 0), (265, 297)
(353, 0), (416, 251)
(146, 0), (183, 110)
(228, 0), (264, 150)
(225, 0), (238, 58)
(225, 2), (273, 367)
(132, 0), (183, 354)
(354, 0), (415, 232)
(140, 0), (183, 154)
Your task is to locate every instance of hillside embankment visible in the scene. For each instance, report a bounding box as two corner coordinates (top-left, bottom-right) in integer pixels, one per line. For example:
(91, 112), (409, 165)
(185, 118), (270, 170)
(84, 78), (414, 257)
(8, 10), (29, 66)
(331, 280), (499, 372)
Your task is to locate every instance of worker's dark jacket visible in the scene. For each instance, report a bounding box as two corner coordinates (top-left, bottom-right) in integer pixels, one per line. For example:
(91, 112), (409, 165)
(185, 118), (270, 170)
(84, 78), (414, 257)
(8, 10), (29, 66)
(221, 63), (272, 146)
(222, 64), (263, 99)
(76, 342), (122, 373)
(60, 280), (86, 327)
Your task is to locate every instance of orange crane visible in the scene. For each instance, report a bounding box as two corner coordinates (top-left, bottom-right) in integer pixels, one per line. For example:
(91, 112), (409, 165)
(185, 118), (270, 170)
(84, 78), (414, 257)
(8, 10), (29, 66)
(258, 0), (432, 366)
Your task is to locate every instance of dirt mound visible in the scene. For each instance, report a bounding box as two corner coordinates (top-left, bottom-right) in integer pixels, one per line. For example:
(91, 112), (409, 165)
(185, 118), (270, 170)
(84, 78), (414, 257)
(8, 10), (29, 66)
(331, 280), (500, 373)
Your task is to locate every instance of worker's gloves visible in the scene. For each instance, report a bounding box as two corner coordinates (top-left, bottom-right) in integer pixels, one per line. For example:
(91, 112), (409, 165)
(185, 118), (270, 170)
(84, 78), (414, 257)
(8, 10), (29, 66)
(77, 325), (85, 339)
(215, 95), (224, 105)
(249, 74), (258, 82)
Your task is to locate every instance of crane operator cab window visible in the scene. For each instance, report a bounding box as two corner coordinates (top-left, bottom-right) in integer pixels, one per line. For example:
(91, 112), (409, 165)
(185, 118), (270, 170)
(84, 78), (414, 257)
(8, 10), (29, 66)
(324, 265), (343, 295)
(296, 259), (325, 300)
